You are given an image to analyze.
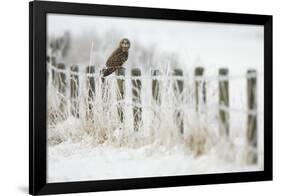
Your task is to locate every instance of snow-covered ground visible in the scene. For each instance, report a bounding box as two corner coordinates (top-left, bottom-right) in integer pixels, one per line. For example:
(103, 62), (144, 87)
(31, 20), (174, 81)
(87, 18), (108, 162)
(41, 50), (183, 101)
(47, 103), (263, 183)
(47, 141), (260, 182)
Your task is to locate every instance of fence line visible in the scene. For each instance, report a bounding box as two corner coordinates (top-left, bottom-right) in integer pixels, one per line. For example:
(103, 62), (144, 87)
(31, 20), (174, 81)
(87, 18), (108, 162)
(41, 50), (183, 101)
(48, 63), (262, 81)
(47, 63), (263, 115)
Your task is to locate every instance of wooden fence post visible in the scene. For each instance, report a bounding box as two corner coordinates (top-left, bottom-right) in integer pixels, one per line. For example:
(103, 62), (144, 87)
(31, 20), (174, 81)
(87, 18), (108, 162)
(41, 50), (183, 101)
(173, 69), (184, 134)
(152, 70), (161, 104)
(51, 57), (57, 86)
(194, 67), (206, 111)
(116, 68), (125, 123)
(247, 69), (257, 164)
(50, 56), (56, 66)
(70, 65), (79, 118)
(131, 68), (142, 132)
(57, 63), (66, 114)
(219, 68), (229, 136)
(86, 66), (95, 119)
(46, 56), (52, 83)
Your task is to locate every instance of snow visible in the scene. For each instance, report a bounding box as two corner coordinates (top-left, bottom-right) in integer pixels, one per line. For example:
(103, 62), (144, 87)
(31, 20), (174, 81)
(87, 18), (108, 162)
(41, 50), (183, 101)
(48, 141), (260, 183)
(47, 115), (262, 183)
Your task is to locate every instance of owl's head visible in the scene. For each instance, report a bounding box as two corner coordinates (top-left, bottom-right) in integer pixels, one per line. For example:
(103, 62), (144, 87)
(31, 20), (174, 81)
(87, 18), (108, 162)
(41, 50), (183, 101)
(119, 38), (130, 52)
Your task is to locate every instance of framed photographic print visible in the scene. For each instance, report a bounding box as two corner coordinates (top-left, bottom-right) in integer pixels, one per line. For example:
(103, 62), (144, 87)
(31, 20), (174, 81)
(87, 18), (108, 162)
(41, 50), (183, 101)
(29, 0), (272, 195)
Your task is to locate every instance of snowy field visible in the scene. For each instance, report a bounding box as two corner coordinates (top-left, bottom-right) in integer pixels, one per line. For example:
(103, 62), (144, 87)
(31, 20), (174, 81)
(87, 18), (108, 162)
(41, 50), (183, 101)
(47, 114), (262, 183)
(47, 14), (264, 183)
(48, 142), (259, 182)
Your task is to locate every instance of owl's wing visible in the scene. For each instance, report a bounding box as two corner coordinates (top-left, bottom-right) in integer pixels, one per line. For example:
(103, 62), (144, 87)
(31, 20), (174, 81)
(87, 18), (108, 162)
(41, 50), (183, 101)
(106, 48), (128, 68)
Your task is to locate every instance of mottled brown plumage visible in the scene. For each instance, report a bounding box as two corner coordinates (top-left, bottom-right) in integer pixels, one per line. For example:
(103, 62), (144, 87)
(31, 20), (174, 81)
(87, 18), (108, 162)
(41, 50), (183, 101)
(102, 38), (130, 77)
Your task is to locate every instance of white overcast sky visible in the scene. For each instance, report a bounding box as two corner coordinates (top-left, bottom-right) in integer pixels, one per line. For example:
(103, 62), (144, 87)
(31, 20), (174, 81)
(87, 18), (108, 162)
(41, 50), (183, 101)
(47, 13), (264, 74)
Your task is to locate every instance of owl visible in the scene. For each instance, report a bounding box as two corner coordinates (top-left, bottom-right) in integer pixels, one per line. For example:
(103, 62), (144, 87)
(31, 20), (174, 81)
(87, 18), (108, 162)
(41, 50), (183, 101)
(101, 38), (130, 77)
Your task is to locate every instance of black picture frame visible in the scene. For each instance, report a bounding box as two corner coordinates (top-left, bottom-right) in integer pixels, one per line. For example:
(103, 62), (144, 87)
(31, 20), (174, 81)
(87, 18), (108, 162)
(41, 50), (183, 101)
(29, 0), (273, 195)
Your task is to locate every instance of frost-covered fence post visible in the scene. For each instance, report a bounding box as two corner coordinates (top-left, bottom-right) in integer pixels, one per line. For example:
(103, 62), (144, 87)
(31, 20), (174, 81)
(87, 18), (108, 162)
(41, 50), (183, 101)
(116, 68), (125, 123)
(247, 69), (258, 164)
(70, 65), (79, 118)
(219, 68), (229, 136)
(51, 56), (57, 86)
(47, 55), (54, 83)
(50, 56), (56, 67)
(151, 69), (161, 135)
(194, 67), (206, 112)
(173, 69), (184, 134)
(131, 68), (142, 132)
(152, 70), (161, 104)
(57, 63), (66, 114)
(86, 66), (95, 120)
